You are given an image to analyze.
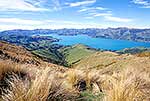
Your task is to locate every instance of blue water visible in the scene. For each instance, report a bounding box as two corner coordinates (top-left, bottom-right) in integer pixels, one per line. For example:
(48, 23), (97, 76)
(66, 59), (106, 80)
(45, 34), (150, 50)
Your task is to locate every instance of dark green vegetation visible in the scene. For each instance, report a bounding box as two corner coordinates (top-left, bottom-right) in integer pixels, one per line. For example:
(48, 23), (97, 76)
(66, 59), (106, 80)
(117, 47), (150, 54)
(0, 33), (66, 65)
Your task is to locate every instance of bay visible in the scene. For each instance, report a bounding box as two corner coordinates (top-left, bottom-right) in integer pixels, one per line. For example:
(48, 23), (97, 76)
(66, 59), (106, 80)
(45, 34), (150, 50)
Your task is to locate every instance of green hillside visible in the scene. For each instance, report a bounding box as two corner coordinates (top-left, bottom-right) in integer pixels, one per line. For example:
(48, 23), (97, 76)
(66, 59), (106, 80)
(72, 51), (150, 75)
(59, 44), (97, 66)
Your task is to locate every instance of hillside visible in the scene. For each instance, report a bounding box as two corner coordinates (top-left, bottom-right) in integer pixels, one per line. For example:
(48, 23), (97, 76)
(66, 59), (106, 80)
(0, 41), (150, 101)
(117, 47), (150, 54)
(60, 44), (150, 68)
(59, 44), (97, 66)
(0, 41), (65, 69)
(136, 51), (150, 57)
(73, 51), (150, 73)
(0, 33), (66, 65)
(0, 41), (40, 65)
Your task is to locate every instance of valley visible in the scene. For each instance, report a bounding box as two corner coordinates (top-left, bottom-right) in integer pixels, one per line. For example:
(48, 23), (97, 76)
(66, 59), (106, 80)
(0, 29), (150, 101)
(0, 0), (150, 100)
(0, 40), (150, 101)
(0, 29), (149, 66)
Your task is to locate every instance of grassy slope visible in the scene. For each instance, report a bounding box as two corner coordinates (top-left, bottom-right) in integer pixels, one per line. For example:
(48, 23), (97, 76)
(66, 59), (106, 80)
(59, 44), (97, 66)
(0, 41), (150, 101)
(73, 51), (150, 74)
(136, 51), (150, 57)
(32, 48), (65, 65)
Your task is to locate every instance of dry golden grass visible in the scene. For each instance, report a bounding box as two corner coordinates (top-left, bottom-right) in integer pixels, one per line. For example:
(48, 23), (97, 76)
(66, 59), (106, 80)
(0, 41), (150, 101)
(99, 68), (150, 101)
(1, 68), (53, 101)
(0, 60), (29, 80)
(0, 61), (150, 101)
(0, 41), (50, 66)
(0, 61), (80, 101)
(136, 51), (150, 57)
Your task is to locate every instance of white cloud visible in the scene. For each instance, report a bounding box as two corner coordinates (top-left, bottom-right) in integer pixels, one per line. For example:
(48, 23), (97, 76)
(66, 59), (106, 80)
(0, 25), (37, 31)
(0, 18), (82, 26)
(66, 0), (96, 7)
(0, 18), (103, 30)
(104, 16), (133, 22)
(51, 0), (62, 10)
(0, 18), (44, 25)
(93, 13), (112, 17)
(132, 0), (150, 8)
(84, 16), (94, 19)
(0, 0), (48, 11)
(84, 12), (112, 19)
(132, 0), (149, 5)
(0, 24), (101, 31)
(0, 16), (134, 31)
(78, 7), (106, 12)
(0, 23), (102, 30)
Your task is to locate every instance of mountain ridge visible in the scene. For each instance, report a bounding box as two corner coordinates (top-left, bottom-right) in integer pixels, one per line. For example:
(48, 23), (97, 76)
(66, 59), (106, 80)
(1, 27), (150, 42)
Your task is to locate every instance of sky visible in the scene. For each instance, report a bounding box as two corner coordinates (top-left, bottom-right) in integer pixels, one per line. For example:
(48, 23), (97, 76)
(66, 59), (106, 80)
(0, 0), (150, 30)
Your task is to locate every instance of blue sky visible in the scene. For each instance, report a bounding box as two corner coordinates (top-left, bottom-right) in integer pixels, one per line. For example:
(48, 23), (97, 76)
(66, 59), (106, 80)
(0, 0), (150, 30)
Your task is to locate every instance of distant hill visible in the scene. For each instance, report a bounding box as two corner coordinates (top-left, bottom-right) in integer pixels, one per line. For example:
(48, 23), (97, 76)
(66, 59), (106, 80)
(1, 28), (150, 42)
(117, 47), (150, 54)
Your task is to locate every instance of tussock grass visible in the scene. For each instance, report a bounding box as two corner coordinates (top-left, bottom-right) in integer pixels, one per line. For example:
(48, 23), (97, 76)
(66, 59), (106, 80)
(0, 62), (80, 100)
(0, 60), (150, 101)
(0, 60), (28, 79)
(136, 51), (150, 57)
(101, 68), (150, 101)
(1, 67), (53, 101)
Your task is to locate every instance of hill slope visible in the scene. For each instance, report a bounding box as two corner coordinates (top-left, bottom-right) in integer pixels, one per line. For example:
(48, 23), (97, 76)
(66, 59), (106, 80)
(73, 51), (150, 74)
(0, 33), (66, 65)
(0, 41), (150, 101)
(0, 41), (41, 66)
(0, 41), (65, 69)
(59, 44), (97, 66)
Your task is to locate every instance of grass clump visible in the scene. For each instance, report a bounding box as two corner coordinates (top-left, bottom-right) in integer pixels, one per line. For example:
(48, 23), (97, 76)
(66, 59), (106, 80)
(78, 91), (104, 101)
(1, 67), (53, 101)
(102, 68), (150, 101)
